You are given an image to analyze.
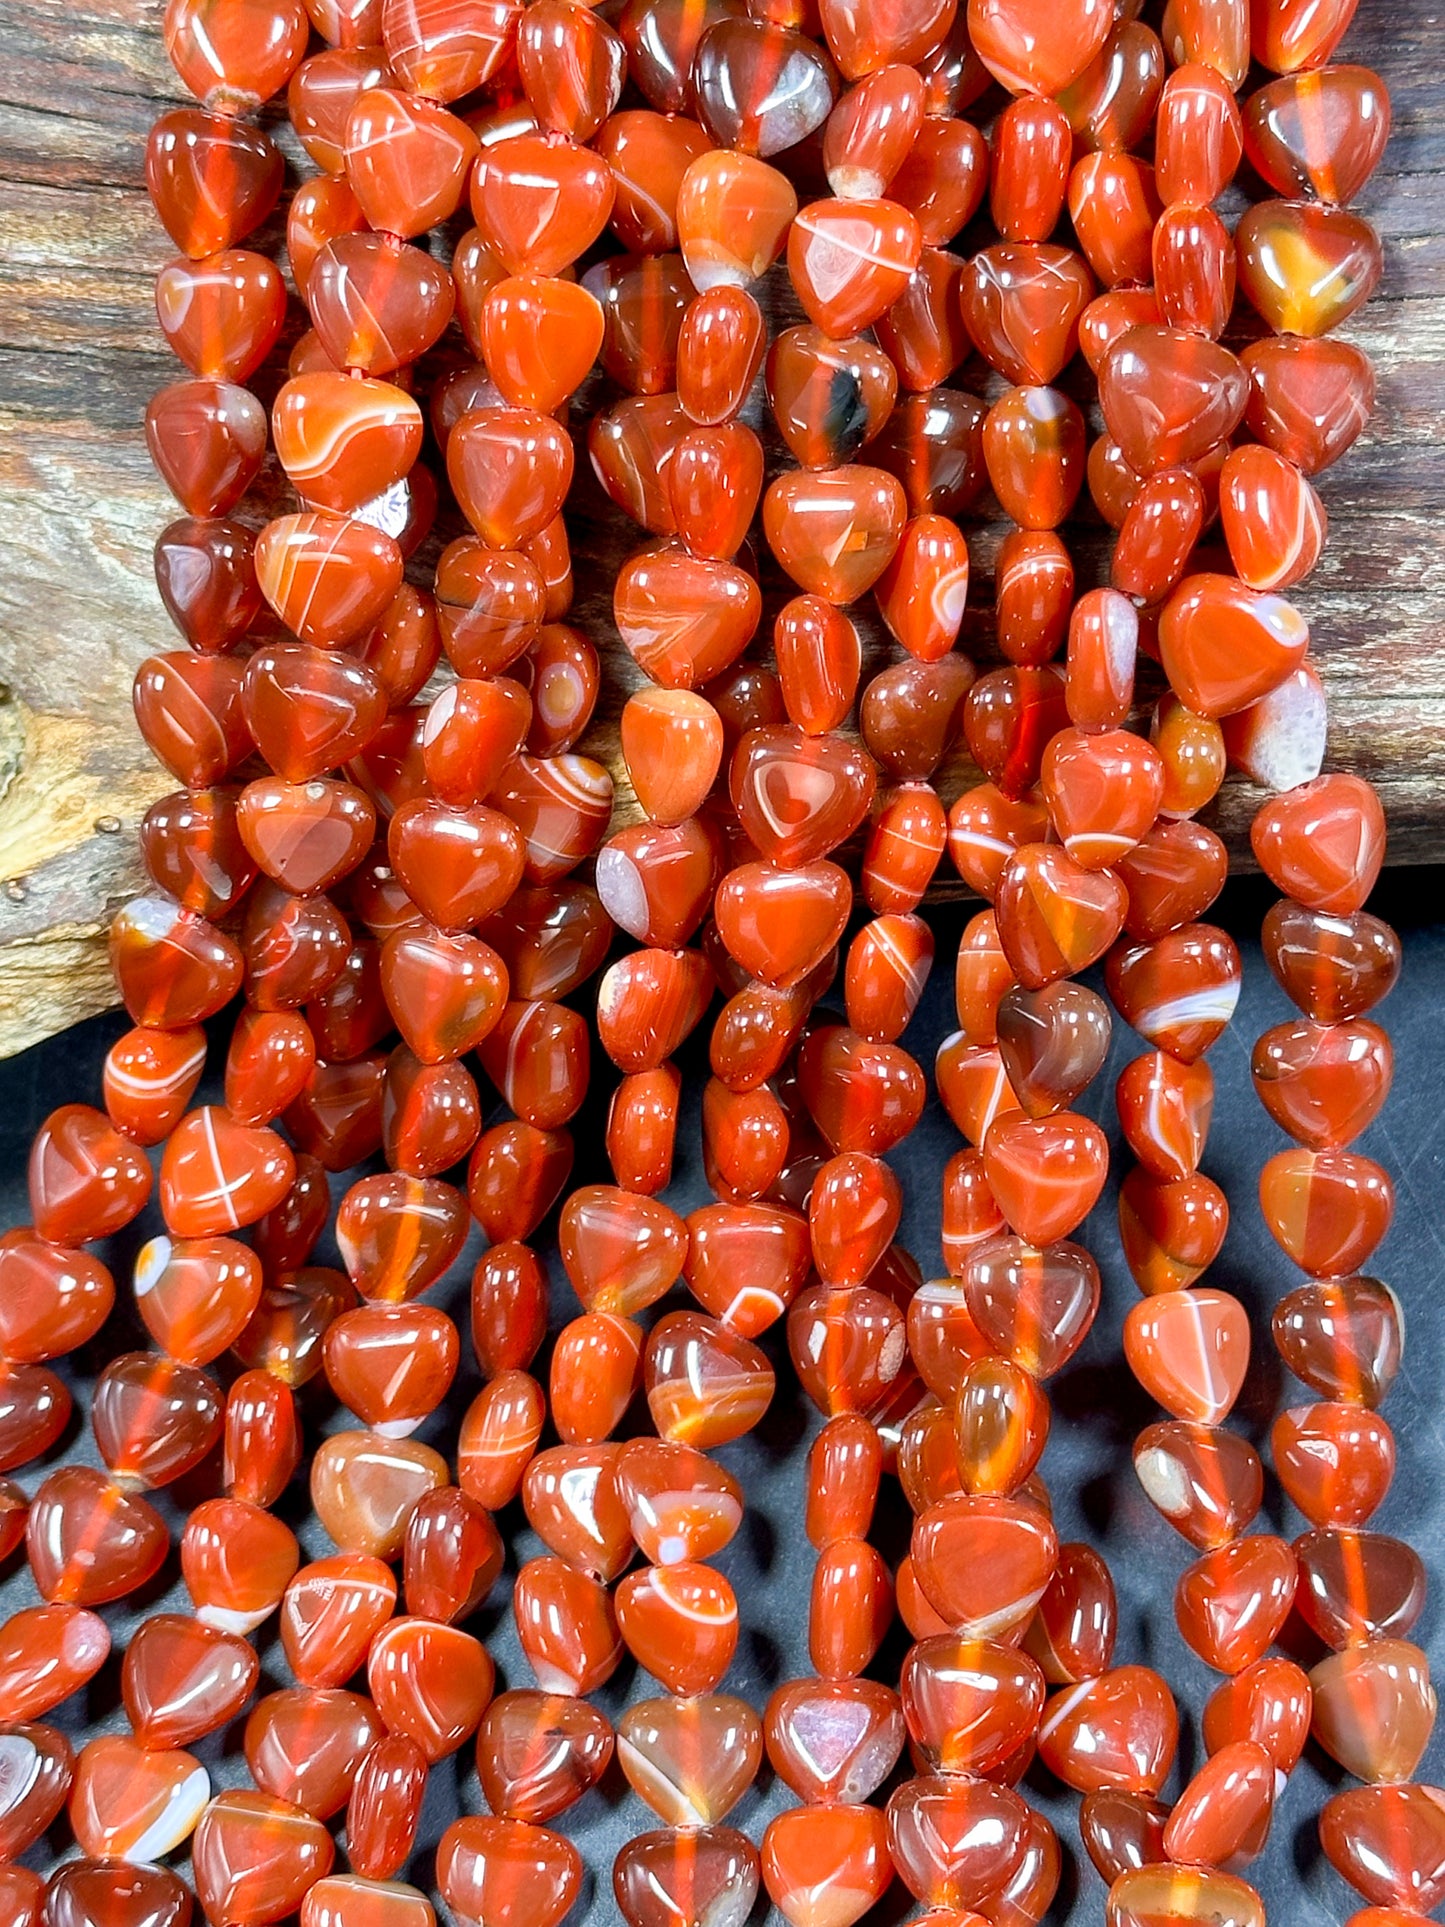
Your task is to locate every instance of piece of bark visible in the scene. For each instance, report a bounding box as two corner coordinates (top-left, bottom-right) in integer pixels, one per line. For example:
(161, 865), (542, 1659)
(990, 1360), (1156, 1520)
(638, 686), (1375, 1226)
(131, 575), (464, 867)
(0, 0), (1441, 1058)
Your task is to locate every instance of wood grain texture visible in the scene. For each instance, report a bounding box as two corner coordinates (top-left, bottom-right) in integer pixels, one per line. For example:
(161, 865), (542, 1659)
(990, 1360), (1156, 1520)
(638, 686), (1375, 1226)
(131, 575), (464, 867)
(0, 0), (1440, 1057)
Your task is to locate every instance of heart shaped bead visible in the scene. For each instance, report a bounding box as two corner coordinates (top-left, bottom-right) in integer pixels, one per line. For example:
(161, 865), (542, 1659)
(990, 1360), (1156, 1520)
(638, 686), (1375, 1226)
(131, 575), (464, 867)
(911, 1493), (1058, 1640)
(70, 1733), (210, 1861)
(762, 1803), (892, 1927)
(1124, 1288), (1251, 1423)
(1237, 198), (1382, 337)
(255, 512), (404, 649)
(380, 925), (508, 1064)
(645, 1313), (775, 1448)
(0, 1605), (110, 1725)
(1158, 573), (1310, 718)
(476, 1690), (613, 1826)
(1100, 326), (1249, 474)
(1038, 1666), (1178, 1795)
(1043, 728), (1165, 870)
(809, 1152), (903, 1288)
(764, 465), (907, 604)
(614, 545), (761, 689)
(962, 1235), (1101, 1379)
(447, 407), (574, 552)
(1134, 1421), (1264, 1551)
(764, 1676), (904, 1805)
(0, 1723), (74, 1861)
(692, 19), (835, 154)
(1117, 820), (1229, 943)
(481, 274), (605, 414)
(768, 326), (898, 470)
(1106, 924), (1242, 1064)
(344, 88), (477, 239)
(272, 374), (423, 515)
(1242, 333), (1375, 474)
(995, 846), (1128, 989)
(615, 1439), (744, 1568)
(1203, 1657), (1313, 1771)
(961, 243), (1094, 386)
(1311, 1640), (1437, 1784)
(123, 1613), (259, 1749)
(616, 1563), (739, 1696)
(733, 726), (877, 866)
(471, 133), (615, 276)
(886, 1771), (1031, 1909)
(1273, 1276), (1401, 1408)
(192, 1791), (335, 1927)
(335, 1173), (468, 1302)
(437, 1816), (582, 1927)
(280, 1555), (397, 1690)
(146, 379), (267, 517)
(1251, 772), (1387, 913)
(147, 111), (284, 259)
(715, 861), (852, 992)
(155, 250), (287, 382)
(984, 1110), (1109, 1245)
(996, 982), (1112, 1118)
(27, 1467), (168, 1607)
(618, 1694), (763, 1826)
(235, 777), (375, 895)
(969, 0), (1112, 96)
(367, 1617), (494, 1762)
(308, 233), (456, 377)
(1176, 1534), (1298, 1672)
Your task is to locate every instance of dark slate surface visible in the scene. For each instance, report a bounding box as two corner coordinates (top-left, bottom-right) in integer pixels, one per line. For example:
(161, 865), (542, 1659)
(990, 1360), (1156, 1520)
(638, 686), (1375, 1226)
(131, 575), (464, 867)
(1, 870), (1442, 1923)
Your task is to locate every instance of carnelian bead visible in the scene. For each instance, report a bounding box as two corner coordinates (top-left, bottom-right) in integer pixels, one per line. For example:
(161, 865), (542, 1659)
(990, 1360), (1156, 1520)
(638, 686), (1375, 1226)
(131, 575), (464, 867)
(222, 1369), (300, 1510)
(587, 252), (692, 396)
(983, 387), (1085, 532)
(345, 1737), (428, 1884)
(863, 783), (947, 915)
(1108, 1866), (1265, 1927)
(367, 1617), (494, 1764)
(1133, 1421), (1263, 1551)
(1038, 1667), (1178, 1796)
(436, 1815), (582, 1927)
(244, 1688), (383, 1821)
(517, 0), (624, 142)
(988, 97), (1069, 245)
(281, 1555), (397, 1690)
(147, 108), (284, 259)
(994, 845), (1127, 989)
(26, 1467), (167, 1607)
(457, 1372), (546, 1511)
(1069, 152), (1161, 288)
(1237, 199), (1382, 337)
(0, 1722), (74, 1860)
(134, 653), (250, 787)
(763, 1803), (893, 1925)
(1274, 1275), (1402, 1407)
(1260, 1148), (1394, 1275)
(467, 1124), (572, 1251)
(1175, 1534), (1298, 1673)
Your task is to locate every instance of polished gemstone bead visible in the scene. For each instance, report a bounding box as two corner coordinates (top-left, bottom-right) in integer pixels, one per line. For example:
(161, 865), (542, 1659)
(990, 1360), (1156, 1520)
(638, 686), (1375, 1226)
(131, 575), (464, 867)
(1203, 1655), (1313, 1771)
(1116, 1052), (1214, 1185)
(1107, 1865), (1264, 1927)
(245, 1688), (383, 1819)
(1125, 1289), (1249, 1423)
(279, 1554), (395, 1691)
(1082, 1791), (1170, 1885)
(763, 1678), (903, 1810)
(0, 1231), (112, 1364)
(585, 252), (691, 396)
(887, 1773), (1029, 1910)
(1309, 1639), (1436, 1784)
(968, 0), (1110, 94)
(311, 1431), (448, 1562)
(365, 1617), (494, 1765)
(614, 544), (761, 689)
(901, 1634), (1045, 1774)
(645, 1312), (775, 1447)
(145, 377), (267, 519)
(617, 1562), (739, 1696)
(0, 1721), (74, 1860)
(1261, 1148), (1394, 1275)
(546, 1312), (641, 1442)
(1038, 1668), (1178, 1795)
(1134, 1421), (1263, 1550)
(232, 1262), (354, 1385)
(1274, 1277), (1401, 1412)
(27, 1468), (167, 1607)
(1114, 822), (1228, 948)
(1106, 924), (1242, 1065)
(155, 249), (286, 385)
(179, 1496), (297, 1636)
(1297, 1525), (1426, 1648)
(756, 1803), (889, 1927)
(1069, 152), (1162, 289)
(0, 1606), (109, 1725)
(469, 133), (613, 279)
(43, 1860), (192, 1927)
(994, 846), (1127, 989)
(691, 18), (834, 153)
(614, 1824), (759, 1927)
(618, 1693), (763, 1827)
(1252, 773), (1388, 916)
(983, 1111), (1108, 1247)
(1238, 199), (1382, 337)
(510, 1555), (619, 1697)
(1175, 1534), (1297, 1673)
(935, 1036), (1014, 1148)
(90, 1352), (220, 1491)
(1060, 20), (1165, 151)
(682, 1201), (809, 1338)
(1320, 1784), (1445, 1912)
(1157, 573), (1309, 720)
(475, 1691), (612, 1827)
(164, 0), (308, 109)
(1122, 1141), (1223, 1281)
(911, 1493), (1058, 1640)
(952, 1355), (1049, 1497)
(147, 108), (283, 258)
(1243, 333), (1375, 476)
(119, 1613), (257, 1753)
(436, 1815), (581, 1927)
(456, 1370), (544, 1512)
(960, 1236), (1100, 1382)
(1100, 330), (1247, 479)
(234, 776), (374, 896)
(192, 1791), (335, 1927)
(521, 1442), (633, 1583)
(139, 789), (255, 924)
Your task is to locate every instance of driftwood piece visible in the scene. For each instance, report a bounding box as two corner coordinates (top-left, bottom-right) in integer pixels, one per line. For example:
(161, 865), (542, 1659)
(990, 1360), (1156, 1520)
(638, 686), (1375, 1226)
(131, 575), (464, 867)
(0, 0), (1441, 1058)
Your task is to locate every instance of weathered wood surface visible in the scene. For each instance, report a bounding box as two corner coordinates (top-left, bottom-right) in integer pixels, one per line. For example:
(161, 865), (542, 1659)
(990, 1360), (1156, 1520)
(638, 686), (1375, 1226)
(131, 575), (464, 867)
(0, 0), (1441, 1058)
